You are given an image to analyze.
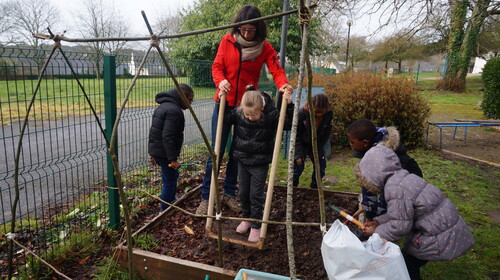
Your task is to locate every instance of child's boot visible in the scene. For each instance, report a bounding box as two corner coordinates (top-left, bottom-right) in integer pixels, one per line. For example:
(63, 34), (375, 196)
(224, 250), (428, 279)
(248, 228), (260, 243)
(236, 221), (251, 234)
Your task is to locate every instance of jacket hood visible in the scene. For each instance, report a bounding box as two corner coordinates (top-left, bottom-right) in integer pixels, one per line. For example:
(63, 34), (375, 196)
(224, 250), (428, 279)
(359, 145), (402, 190)
(261, 91), (275, 113)
(155, 89), (183, 107)
(377, 126), (400, 151)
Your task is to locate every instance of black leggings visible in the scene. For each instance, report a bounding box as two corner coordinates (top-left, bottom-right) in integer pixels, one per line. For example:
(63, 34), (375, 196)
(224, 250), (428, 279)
(403, 251), (429, 280)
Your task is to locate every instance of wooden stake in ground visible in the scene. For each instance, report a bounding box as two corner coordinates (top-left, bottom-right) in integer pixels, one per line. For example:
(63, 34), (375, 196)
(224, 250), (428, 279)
(206, 94), (227, 231)
(261, 90), (290, 241)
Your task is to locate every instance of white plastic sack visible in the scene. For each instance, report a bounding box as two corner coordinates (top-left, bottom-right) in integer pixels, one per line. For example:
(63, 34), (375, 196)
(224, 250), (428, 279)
(321, 220), (410, 280)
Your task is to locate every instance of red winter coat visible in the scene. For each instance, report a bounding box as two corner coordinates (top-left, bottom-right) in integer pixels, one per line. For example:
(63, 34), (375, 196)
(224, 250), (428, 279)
(212, 33), (288, 107)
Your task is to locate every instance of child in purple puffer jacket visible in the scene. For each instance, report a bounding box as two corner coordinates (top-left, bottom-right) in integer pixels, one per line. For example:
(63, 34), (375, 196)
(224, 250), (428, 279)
(359, 145), (475, 280)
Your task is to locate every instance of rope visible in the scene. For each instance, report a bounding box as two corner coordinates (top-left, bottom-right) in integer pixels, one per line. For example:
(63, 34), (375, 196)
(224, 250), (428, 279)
(6, 233), (73, 280)
(299, 5), (312, 25)
(320, 224), (327, 234)
(134, 188), (334, 227)
(150, 34), (160, 48)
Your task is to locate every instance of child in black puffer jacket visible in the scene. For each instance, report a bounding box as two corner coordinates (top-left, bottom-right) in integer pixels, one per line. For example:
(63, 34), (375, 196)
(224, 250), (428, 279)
(148, 84), (194, 210)
(226, 89), (293, 243)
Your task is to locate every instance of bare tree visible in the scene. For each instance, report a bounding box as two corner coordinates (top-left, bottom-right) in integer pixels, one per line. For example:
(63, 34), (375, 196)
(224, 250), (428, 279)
(75, 0), (130, 77)
(3, 0), (60, 48)
(310, 14), (343, 69)
(321, 0), (499, 90)
(0, 2), (12, 40)
(337, 35), (371, 70)
(154, 14), (183, 53)
(371, 32), (426, 72)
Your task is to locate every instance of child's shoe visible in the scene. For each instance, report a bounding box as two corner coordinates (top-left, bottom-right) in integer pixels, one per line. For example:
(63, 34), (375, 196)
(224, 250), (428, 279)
(236, 221), (251, 234)
(248, 228), (260, 243)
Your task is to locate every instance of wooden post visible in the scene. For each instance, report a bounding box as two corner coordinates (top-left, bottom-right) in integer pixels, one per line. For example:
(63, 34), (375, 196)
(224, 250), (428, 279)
(260, 91), (289, 240)
(206, 94), (226, 231)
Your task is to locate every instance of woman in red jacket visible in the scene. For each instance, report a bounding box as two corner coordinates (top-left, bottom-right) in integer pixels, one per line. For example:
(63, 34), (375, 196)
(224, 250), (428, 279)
(196, 4), (293, 215)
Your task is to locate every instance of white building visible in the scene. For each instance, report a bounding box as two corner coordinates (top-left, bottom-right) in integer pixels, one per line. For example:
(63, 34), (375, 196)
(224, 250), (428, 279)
(128, 53), (149, 76)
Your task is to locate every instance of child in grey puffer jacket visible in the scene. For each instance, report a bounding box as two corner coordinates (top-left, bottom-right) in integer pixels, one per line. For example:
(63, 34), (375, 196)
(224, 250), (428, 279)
(359, 145), (474, 280)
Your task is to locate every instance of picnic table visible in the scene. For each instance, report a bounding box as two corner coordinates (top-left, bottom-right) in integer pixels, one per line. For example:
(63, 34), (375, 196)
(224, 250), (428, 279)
(426, 119), (500, 148)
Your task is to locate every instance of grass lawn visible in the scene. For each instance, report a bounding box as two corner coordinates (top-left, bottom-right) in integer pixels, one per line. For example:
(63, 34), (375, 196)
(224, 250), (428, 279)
(0, 76), (215, 125)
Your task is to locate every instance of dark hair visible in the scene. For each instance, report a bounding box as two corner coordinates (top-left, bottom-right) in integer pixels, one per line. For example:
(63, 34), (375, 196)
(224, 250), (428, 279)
(347, 119), (377, 143)
(231, 5), (267, 42)
(177, 83), (194, 96)
(311, 94), (331, 111)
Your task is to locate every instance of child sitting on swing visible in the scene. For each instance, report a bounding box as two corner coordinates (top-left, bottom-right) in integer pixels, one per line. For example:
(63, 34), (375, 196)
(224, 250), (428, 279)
(226, 87), (293, 242)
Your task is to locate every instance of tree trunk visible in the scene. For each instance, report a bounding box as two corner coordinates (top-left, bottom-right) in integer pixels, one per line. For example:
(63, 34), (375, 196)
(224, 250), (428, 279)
(456, 0), (491, 80)
(444, 0), (468, 81)
(443, 0), (491, 91)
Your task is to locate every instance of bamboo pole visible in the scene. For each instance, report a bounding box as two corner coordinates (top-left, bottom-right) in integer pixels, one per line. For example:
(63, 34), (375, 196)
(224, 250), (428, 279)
(206, 94), (226, 231)
(260, 90), (289, 239)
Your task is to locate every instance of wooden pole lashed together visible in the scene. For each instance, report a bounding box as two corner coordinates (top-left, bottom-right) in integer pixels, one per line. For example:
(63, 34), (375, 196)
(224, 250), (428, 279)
(260, 89), (290, 241)
(206, 94), (227, 231)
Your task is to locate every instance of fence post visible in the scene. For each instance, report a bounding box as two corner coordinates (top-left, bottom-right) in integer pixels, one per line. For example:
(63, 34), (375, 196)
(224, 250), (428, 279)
(415, 64), (421, 86)
(104, 55), (120, 229)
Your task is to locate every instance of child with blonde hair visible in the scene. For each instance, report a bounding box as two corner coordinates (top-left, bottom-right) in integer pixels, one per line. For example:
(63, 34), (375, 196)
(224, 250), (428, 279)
(226, 89), (293, 242)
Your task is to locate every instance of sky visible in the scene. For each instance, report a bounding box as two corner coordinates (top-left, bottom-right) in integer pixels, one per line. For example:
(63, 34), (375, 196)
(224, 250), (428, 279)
(45, 0), (391, 48)
(50, 0), (196, 37)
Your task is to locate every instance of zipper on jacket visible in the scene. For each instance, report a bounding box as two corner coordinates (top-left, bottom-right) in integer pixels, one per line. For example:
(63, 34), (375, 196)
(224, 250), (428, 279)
(233, 41), (243, 106)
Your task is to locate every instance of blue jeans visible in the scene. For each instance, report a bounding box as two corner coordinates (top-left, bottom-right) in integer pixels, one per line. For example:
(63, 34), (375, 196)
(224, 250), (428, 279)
(200, 102), (238, 200)
(293, 154), (326, 188)
(154, 157), (179, 210)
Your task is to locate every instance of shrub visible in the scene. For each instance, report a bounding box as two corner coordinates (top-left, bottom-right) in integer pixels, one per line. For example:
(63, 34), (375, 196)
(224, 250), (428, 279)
(324, 72), (431, 148)
(481, 57), (500, 119)
(436, 77), (466, 92)
(188, 60), (213, 87)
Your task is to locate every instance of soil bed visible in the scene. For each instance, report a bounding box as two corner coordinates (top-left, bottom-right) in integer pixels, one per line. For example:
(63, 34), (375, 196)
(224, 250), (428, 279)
(144, 186), (359, 280)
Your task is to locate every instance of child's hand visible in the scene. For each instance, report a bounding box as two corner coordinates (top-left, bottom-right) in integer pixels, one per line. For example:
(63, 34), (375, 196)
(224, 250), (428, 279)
(168, 160), (181, 170)
(362, 220), (379, 237)
(282, 91), (292, 104)
(295, 158), (303, 166)
(149, 156), (157, 166)
(279, 83), (293, 94)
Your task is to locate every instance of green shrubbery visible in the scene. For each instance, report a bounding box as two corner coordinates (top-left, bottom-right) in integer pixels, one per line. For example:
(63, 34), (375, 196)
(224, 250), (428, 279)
(481, 57), (500, 119)
(324, 72), (431, 148)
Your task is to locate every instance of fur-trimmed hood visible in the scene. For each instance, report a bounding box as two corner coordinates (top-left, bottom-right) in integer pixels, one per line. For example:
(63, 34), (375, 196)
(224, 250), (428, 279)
(377, 126), (400, 151)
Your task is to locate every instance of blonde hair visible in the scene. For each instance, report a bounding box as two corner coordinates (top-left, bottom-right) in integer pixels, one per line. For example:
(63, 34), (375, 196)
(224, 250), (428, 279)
(240, 90), (264, 116)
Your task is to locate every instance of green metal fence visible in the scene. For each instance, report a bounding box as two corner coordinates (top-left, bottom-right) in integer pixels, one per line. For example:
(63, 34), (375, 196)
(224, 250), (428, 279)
(0, 46), (216, 276)
(0, 45), (303, 276)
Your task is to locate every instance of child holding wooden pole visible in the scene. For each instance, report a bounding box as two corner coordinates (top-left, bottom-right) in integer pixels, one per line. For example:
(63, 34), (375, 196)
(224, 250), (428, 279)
(227, 89), (293, 242)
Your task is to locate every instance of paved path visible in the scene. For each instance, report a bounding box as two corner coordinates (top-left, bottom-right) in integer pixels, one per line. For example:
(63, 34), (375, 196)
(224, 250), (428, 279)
(0, 99), (213, 224)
